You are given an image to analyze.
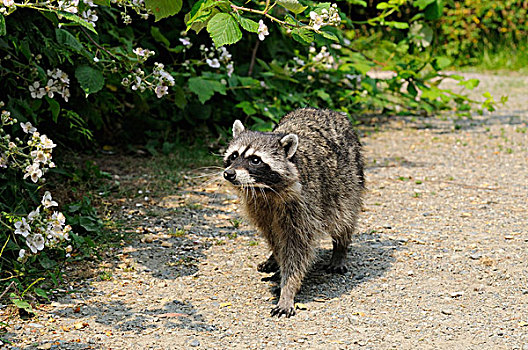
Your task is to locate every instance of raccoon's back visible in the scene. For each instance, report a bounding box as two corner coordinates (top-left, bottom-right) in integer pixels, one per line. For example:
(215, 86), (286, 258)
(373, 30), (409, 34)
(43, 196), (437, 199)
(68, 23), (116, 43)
(274, 108), (364, 215)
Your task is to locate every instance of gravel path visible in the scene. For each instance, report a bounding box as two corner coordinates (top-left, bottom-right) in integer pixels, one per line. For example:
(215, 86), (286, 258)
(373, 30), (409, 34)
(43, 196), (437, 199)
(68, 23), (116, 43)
(3, 73), (528, 349)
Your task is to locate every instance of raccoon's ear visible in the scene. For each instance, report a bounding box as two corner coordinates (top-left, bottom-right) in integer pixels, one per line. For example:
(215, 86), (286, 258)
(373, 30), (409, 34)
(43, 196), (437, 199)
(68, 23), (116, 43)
(233, 120), (245, 138)
(280, 134), (298, 159)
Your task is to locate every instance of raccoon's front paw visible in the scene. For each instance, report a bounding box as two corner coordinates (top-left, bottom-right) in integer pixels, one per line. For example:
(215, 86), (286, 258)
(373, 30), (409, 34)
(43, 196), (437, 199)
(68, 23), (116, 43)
(257, 255), (279, 273)
(325, 263), (348, 274)
(271, 304), (296, 318)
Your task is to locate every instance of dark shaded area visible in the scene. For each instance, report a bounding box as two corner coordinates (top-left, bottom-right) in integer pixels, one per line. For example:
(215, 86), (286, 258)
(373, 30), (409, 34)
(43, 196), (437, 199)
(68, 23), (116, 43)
(262, 233), (403, 304)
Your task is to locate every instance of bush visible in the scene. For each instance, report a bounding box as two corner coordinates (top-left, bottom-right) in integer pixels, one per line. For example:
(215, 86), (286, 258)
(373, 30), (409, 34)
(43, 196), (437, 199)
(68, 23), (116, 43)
(0, 0), (497, 305)
(436, 0), (528, 65)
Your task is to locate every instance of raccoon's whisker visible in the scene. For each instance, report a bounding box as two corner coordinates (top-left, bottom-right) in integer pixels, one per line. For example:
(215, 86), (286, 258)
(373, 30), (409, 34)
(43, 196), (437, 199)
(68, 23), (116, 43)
(194, 166), (224, 170)
(191, 171), (223, 180)
(267, 186), (287, 202)
(259, 187), (270, 207)
(195, 175), (224, 191)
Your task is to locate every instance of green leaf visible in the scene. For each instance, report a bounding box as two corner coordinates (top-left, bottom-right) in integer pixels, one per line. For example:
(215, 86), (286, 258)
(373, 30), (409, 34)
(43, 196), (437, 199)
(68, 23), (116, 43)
(34, 288), (50, 301)
(376, 2), (389, 9)
(236, 101), (257, 115)
(292, 28), (314, 45)
(236, 15), (259, 33)
(173, 85), (186, 109)
(144, 0), (183, 21)
(45, 96), (61, 123)
(55, 11), (97, 34)
(79, 216), (100, 232)
(434, 56), (451, 70)
(10, 294), (33, 313)
(315, 89), (331, 102)
(413, 0), (435, 10)
(55, 28), (83, 52)
(237, 76), (259, 86)
(386, 21), (409, 29)
(188, 77), (227, 104)
(92, 0), (110, 5)
(39, 254), (57, 269)
(320, 30), (339, 42)
(75, 66), (105, 95)
(276, 0), (308, 14)
(458, 78), (479, 90)
(351, 62), (371, 74)
(150, 26), (171, 47)
(0, 14), (6, 36)
(206, 13), (242, 47)
(424, 0), (443, 20)
(407, 81), (418, 97)
(185, 0), (221, 32)
(347, 0), (367, 7)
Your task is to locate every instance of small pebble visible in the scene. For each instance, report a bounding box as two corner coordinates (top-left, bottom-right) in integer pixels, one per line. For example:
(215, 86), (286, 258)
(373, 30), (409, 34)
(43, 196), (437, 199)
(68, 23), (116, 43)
(441, 309), (453, 315)
(190, 339), (200, 347)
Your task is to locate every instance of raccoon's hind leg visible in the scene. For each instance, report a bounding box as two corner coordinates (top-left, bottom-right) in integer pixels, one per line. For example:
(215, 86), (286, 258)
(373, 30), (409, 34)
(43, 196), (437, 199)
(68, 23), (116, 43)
(257, 254), (279, 273)
(326, 226), (354, 274)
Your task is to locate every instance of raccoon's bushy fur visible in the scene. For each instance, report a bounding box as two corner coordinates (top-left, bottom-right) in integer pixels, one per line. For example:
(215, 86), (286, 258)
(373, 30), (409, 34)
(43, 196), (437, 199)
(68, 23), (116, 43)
(223, 108), (365, 317)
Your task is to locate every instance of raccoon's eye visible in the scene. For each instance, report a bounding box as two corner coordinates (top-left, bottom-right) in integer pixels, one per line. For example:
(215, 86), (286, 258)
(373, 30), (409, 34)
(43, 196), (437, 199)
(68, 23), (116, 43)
(228, 152), (238, 161)
(249, 156), (261, 165)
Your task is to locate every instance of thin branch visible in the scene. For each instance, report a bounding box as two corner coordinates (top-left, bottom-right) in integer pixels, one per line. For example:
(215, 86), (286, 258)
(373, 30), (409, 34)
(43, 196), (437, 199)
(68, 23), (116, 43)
(80, 27), (118, 60)
(0, 281), (15, 301)
(248, 39), (260, 76)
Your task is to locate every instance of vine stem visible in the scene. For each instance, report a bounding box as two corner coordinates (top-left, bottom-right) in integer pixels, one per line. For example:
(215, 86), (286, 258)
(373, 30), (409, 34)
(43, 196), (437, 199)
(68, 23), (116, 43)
(230, 4), (300, 28)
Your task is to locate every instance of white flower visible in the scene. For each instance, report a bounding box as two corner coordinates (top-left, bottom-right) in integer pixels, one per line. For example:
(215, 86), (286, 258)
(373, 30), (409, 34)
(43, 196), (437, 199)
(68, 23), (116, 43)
(93, 56), (100, 62)
(19, 249), (26, 259)
(20, 122), (36, 134)
(58, 0), (79, 14)
(0, 154), (7, 168)
(31, 149), (49, 163)
(155, 85), (168, 98)
(226, 62), (234, 77)
(24, 163), (43, 183)
(133, 47), (154, 58)
(40, 134), (56, 149)
(179, 37), (191, 47)
(14, 218), (31, 237)
(51, 211), (66, 226)
(27, 233), (45, 254)
(206, 58), (220, 68)
(3, 0), (14, 7)
(293, 56), (305, 66)
(61, 87), (70, 102)
(310, 11), (324, 31)
(28, 207), (40, 222)
(83, 0), (97, 7)
(29, 82), (46, 99)
(41, 191), (58, 208)
(82, 9), (98, 27)
(258, 20), (269, 41)
(51, 69), (70, 85)
(218, 47), (232, 62)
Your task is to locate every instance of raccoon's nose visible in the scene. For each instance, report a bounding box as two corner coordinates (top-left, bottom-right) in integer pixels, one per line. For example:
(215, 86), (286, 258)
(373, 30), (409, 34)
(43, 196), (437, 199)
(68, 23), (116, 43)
(223, 169), (236, 181)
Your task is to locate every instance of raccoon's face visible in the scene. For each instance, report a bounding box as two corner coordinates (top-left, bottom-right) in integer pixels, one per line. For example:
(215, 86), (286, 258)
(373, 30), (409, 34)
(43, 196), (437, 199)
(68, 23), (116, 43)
(223, 120), (299, 191)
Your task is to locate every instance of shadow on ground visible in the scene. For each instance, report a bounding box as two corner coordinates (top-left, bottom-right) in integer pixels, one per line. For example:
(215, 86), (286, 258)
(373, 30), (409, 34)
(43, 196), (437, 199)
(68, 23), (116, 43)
(261, 233), (404, 304)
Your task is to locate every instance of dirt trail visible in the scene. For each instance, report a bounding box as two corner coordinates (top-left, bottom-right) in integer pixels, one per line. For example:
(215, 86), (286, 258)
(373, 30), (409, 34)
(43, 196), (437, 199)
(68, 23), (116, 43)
(3, 73), (528, 349)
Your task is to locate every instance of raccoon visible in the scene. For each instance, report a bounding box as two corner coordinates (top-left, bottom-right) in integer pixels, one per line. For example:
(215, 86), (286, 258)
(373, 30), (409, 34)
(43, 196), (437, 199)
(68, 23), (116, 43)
(223, 108), (365, 317)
